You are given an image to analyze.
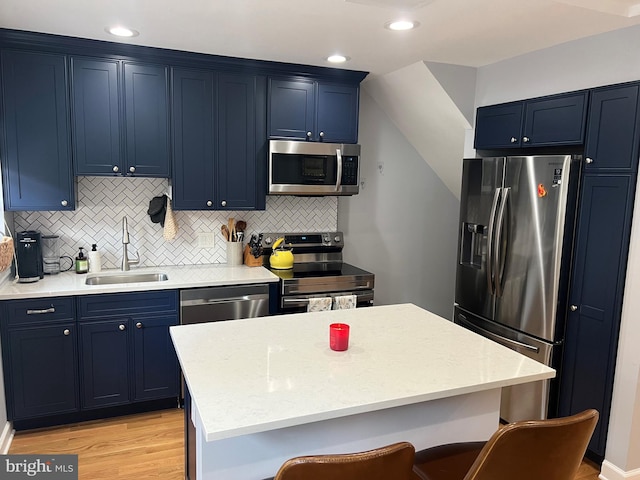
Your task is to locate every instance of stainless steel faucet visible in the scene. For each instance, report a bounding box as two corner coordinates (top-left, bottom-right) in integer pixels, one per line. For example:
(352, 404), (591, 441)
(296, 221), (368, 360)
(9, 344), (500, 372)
(121, 216), (140, 271)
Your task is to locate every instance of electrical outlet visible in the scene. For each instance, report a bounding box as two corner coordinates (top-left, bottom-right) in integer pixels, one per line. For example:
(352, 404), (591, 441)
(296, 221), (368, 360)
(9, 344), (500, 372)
(197, 232), (215, 248)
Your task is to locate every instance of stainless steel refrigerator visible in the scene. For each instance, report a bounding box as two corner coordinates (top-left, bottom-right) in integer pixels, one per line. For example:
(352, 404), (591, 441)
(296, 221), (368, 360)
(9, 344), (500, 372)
(454, 155), (581, 423)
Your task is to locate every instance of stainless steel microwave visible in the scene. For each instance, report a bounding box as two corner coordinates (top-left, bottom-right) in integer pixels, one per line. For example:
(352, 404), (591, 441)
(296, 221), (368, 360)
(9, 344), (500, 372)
(268, 140), (360, 196)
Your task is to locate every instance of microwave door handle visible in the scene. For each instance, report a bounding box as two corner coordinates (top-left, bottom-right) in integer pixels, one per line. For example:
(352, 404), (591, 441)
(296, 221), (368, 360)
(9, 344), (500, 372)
(335, 148), (343, 192)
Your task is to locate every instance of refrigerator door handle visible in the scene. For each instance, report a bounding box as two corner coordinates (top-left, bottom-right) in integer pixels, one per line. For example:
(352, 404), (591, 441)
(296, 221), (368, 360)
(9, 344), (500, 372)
(486, 188), (501, 296)
(494, 187), (510, 298)
(457, 315), (540, 353)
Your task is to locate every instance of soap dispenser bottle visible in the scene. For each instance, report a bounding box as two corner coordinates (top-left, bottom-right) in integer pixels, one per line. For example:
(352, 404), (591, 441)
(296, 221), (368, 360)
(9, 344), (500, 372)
(88, 244), (102, 273)
(75, 247), (89, 274)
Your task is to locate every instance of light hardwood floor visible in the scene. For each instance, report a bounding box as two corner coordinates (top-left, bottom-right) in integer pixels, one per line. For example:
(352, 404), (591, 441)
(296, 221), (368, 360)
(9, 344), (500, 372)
(9, 408), (601, 479)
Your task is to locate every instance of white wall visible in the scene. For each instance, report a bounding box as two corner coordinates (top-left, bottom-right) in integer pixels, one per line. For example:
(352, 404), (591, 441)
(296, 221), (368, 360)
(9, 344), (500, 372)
(475, 23), (640, 477)
(338, 90), (459, 319)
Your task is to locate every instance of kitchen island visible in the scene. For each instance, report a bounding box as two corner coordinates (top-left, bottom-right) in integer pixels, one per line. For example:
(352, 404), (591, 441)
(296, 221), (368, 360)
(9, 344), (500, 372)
(170, 303), (555, 480)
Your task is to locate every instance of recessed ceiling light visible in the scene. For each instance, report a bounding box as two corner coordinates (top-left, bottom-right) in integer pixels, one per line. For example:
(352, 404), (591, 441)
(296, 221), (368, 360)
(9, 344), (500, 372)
(385, 20), (420, 31)
(327, 54), (350, 63)
(105, 26), (140, 38)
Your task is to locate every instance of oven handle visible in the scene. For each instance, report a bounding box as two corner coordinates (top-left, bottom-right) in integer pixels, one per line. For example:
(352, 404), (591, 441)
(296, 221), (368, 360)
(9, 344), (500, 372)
(282, 291), (374, 308)
(335, 148), (343, 192)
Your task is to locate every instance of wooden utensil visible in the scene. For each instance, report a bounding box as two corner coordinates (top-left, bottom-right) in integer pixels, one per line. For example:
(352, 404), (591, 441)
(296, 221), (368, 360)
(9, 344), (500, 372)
(228, 218), (235, 242)
(221, 225), (230, 241)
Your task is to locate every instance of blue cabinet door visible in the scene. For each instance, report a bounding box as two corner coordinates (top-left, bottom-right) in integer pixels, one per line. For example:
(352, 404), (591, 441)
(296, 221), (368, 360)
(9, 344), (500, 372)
(7, 323), (79, 419)
(559, 174), (635, 458)
(585, 84), (640, 172)
(133, 315), (179, 401)
(522, 92), (587, 146)
(123, 63), (170, 177)
(268, 78), (314, 140)
(79, 319), (130, 409)
(0, 50), (75, 210)
(474, 102), (523, 149)
(171, 68), (215, 210)
(72, 57), (122, 175)
(216, 73), (266, 210)
(316, 83), (359, 143)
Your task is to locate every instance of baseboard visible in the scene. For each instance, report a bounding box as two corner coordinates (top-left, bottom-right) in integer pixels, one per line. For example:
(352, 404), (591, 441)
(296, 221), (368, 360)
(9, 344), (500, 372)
(600, 460), (640, 480)
(0, 421), (14, 454)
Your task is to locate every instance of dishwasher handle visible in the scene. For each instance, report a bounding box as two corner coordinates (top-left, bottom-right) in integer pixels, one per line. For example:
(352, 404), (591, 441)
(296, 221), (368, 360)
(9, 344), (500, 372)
(181, 294), (268, 308)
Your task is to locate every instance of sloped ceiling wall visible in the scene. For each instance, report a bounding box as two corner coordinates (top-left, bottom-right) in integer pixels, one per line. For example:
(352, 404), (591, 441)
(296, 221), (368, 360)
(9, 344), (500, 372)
(362, 61), (476, 199)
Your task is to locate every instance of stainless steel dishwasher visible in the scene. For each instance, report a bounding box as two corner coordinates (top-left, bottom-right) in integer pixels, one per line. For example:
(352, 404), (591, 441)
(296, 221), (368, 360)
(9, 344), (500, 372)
(179, 284), (270, 325)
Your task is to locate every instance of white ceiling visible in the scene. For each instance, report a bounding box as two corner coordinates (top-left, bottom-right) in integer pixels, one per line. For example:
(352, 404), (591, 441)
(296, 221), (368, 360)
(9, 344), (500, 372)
(2, 0), (640, 79)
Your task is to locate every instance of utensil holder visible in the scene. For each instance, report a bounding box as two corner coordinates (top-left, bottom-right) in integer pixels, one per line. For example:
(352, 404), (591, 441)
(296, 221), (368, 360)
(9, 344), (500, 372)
(243, 245), (263, 267)
(226, 242), (243, 266)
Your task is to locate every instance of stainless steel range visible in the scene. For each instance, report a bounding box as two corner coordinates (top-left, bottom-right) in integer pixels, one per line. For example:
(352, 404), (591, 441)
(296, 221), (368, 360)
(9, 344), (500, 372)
(261, 231), (375, 313)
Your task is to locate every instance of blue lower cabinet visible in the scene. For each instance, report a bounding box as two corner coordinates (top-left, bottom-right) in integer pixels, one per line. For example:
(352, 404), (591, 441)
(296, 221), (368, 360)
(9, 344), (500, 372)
(78, 291), (180, 409)
(6, 324), (79, 419)
(80, 319), (131, 409)
(133, 315), (179, 401)
(560, 174), (635, 458)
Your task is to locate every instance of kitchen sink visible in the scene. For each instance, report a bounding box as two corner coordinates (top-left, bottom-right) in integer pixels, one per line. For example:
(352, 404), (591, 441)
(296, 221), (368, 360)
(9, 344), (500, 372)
(85, 272), (169, 286)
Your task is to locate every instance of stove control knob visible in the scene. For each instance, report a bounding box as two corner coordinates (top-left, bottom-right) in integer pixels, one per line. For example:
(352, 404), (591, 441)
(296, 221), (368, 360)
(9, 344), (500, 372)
(334, 235), (341, 243)
(323, 234), (330, 243)
(264, 237), (272, 246)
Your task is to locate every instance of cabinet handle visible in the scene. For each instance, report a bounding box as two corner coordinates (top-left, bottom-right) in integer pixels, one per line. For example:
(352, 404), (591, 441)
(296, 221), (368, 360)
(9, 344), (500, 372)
(585, 157), (594, 164)
(306, 131), (312, 138)
(510, 137), (518, 143)
(319, 131), (325, 138)
(522, 136), (530, 143)
(129, 166), (136, 173)
(570, 305), (578, 311)
(206, 200), (213, 207)
(113, 166), (119, 173)
(119, 324), (126, 331)
(136, 322), (143, 329)
(26, 306), (55, 315)
(63, 329), (70, 336)
(61, 200), (68, 207)
(221, 200), (227, 207)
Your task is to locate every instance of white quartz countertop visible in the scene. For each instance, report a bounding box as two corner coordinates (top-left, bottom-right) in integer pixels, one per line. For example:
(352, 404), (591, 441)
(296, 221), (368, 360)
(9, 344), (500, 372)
(0, 264), (279, 300)
(170, 303), (555, 442)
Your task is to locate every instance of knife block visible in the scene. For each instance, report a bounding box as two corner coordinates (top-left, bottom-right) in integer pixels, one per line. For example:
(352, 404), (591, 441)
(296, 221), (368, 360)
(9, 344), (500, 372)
(243, 245), (263, 267)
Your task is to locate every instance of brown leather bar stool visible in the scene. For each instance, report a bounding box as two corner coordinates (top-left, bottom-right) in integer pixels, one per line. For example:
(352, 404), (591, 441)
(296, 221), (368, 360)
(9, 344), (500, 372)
(265, 441), (423, 480)
(413, 409), (599, 480)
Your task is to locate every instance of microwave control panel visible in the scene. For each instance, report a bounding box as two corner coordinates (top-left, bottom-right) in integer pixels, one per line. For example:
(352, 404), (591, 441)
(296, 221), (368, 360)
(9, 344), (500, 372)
(342, 157), (358, 185)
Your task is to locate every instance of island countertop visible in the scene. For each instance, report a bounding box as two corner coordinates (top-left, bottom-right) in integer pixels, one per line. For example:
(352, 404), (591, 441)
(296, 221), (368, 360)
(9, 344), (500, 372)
(0, 264), (279, 300)
(170, 303), (555, 443)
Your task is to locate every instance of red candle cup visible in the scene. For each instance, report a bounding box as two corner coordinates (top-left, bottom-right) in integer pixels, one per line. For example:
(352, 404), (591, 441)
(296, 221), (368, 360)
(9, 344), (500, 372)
(329, 323), (350, 351)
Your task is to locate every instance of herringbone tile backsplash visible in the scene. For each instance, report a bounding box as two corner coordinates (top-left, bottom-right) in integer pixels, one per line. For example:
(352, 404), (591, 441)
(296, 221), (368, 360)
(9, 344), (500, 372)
(13, 177), (337, 269)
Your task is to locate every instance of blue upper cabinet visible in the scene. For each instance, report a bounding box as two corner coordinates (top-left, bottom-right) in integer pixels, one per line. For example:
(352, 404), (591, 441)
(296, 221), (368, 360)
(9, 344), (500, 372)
(71, 57), (122, 176)
(316, 83), (360, 143)
(171, 68), (216, 210)
(216, 73), (266, 210)
(72, 58), (170, 177)
(584, 84), (640, 172)
(475, 92), (588, 149)
(0, 50), (75, 211)
(123, 62), (171, 177)
(268, 78), (314, 140)
(172, 68), (266, 211)
(522, 92), (587, 146)
(474, 102), (524, 149)
(268, 78), (359, 143)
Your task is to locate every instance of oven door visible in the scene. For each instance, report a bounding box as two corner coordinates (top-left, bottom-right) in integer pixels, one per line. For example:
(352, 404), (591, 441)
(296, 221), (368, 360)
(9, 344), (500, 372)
(280, 290), (374, 314)
(268, 140), (360, 195)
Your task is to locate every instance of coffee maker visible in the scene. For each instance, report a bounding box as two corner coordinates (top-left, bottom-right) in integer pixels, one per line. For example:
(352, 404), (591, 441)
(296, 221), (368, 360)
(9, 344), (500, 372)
(16, 231), (44, 283)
